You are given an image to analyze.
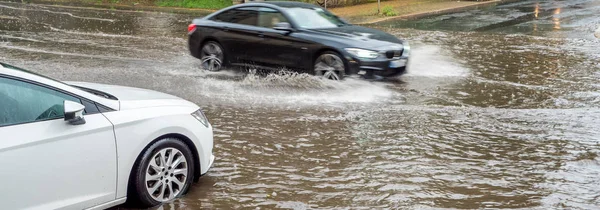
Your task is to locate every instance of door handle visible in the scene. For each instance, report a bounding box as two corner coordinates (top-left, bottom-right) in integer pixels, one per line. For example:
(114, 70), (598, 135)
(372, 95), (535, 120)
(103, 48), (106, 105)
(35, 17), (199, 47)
(222, 26), (229, 32)
(258, 33), (264, 38)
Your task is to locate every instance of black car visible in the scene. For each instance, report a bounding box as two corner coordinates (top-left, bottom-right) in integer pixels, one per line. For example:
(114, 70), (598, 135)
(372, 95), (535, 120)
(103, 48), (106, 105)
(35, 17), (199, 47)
(188, 1), (410, 80)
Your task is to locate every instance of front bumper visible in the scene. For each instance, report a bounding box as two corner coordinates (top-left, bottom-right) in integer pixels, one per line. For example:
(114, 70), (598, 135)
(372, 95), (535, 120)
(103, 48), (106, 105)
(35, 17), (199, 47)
(347, 56), (409, 78)
(202, 154), (215, 175)
(344, 41), (411, 78)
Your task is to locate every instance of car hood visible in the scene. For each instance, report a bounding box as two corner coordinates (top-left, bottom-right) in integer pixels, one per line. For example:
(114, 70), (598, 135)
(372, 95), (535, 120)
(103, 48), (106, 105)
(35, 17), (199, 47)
(306, 25), (404, 49)
(66, 82), (198, 110)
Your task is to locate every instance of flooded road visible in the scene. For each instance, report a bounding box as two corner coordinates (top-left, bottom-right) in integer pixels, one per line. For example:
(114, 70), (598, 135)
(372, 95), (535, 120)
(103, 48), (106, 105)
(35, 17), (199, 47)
(1, 0), (600, 209)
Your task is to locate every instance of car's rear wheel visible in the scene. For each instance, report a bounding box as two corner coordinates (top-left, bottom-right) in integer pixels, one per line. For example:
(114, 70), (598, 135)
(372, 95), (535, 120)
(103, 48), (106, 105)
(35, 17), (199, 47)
(314, 51), (345, 80)
(200, 41), (224, 71)
(130, 138), (195, 207)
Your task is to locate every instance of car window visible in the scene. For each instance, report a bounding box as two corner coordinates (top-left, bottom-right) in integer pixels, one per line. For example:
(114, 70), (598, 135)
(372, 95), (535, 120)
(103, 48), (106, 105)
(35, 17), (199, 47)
(212, 7), (258, 26)
(257, 7), (288, 29)
(0, 77), (81, 127)
(286, 7), (345, 29)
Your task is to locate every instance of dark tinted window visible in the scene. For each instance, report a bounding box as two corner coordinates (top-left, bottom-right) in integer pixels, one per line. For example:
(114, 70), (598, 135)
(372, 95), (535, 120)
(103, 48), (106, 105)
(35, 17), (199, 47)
(257, 7), (288, 28)
(0, 77), (81, 126)
(212, 7), (258, 26)
(81, 100), (100, 114)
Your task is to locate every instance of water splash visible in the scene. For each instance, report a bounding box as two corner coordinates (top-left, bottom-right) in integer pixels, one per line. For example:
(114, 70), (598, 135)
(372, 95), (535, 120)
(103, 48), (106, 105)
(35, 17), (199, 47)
(240, 70), (338, 90)
(405, 44), (469, 77)
(178, 69), (395, 106)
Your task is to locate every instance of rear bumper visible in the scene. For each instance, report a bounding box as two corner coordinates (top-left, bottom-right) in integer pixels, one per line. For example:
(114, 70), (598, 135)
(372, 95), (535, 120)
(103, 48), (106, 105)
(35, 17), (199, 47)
(188, 33), (202, 59)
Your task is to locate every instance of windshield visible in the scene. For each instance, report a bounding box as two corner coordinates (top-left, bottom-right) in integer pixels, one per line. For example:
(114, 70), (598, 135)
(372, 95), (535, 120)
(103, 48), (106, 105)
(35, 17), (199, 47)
(286, 7), (346, 29)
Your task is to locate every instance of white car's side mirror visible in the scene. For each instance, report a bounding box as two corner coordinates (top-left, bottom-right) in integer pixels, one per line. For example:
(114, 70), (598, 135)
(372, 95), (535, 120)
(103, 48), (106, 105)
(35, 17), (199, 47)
(64, 100), (86, 125)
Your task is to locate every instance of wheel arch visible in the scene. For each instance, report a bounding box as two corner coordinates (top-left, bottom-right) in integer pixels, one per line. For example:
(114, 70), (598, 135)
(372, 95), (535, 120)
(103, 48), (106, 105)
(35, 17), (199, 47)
(313, 47), (351, 75)
(200, 37), (221, 49)
(313, 47), (350, 74)
(126, 133), (202, 199)
(199, 37), (227, 65)
(313, 47), (341, 62)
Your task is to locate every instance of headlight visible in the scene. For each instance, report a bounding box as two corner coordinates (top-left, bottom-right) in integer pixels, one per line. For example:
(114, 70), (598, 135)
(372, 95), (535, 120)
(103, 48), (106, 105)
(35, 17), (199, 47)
(345, 48), (380, 59)
(191, 109), (210, 128)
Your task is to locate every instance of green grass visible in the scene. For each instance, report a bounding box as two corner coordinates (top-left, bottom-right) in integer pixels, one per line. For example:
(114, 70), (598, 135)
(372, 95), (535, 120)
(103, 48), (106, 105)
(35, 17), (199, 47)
(381, 5), (397, 16)
(155, 0), (231, 9)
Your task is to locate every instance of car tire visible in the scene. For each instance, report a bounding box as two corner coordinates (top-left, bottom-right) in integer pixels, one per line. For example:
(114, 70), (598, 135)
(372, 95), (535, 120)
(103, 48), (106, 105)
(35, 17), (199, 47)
(129, 138), (195, 207)
(314, 51), (345, 80)
(200, 41), (225, 71)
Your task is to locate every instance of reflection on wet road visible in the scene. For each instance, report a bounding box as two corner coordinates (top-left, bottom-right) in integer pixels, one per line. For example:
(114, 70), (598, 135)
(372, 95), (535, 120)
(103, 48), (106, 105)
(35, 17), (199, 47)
(1, 0), (600, 209)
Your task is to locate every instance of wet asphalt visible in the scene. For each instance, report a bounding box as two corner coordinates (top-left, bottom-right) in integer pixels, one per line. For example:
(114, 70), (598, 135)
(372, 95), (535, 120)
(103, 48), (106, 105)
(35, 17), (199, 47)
(1, 0), (600, 209)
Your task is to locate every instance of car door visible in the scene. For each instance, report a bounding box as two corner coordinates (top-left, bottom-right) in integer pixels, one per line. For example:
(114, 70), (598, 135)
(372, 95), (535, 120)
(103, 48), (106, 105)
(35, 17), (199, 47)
(210, 6), (263, 65)
(0, 76), (117, 210)
(255, 7), (311, 69)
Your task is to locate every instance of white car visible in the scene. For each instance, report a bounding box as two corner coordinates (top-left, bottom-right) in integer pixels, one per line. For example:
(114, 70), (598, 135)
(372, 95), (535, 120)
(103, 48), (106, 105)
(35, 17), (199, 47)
(0, 62), (215, 209)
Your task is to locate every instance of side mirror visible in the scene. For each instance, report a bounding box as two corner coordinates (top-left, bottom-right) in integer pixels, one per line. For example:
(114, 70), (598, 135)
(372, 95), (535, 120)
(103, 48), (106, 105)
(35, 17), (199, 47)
(273, 22), (293, 32)
(64, 100), (86, 125)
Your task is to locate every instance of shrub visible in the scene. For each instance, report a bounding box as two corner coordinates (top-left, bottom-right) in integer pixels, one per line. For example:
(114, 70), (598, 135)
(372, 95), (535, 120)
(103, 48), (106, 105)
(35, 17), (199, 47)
(155, 0), (231, 9)
(381, 5), (397, 16)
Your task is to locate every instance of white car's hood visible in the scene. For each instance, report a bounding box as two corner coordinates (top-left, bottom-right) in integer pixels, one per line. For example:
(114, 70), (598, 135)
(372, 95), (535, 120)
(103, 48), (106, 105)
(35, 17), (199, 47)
(66, 82), (198, 110)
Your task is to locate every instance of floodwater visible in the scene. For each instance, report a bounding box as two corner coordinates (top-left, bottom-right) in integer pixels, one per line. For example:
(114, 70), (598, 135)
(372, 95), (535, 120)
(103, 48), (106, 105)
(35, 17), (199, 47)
(1, 0), (600, 209)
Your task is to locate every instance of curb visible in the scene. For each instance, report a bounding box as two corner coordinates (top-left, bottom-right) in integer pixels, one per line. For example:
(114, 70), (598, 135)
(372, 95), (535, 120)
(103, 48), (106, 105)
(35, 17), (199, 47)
(4, 0), (520, 25)
(353, 0), (515, 25)
(2, 0), (216, 14)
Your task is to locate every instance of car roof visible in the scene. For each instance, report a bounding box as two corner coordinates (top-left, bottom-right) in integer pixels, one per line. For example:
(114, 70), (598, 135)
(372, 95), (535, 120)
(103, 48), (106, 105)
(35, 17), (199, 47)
(245, 1), (320, 9)
(1, 62), (61, 82)
(0, 62), (120, 110)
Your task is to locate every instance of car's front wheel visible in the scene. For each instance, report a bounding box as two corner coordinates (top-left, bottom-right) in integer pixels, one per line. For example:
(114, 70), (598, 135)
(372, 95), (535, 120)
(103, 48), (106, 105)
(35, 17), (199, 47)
(200, 41), (225, 71)
(130, 138), (195, 207)
(314, 51), (345, 80)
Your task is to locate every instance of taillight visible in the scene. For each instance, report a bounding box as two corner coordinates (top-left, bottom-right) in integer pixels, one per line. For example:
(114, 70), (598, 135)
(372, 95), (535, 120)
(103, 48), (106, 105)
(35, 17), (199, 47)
(188, 24), (196, 33)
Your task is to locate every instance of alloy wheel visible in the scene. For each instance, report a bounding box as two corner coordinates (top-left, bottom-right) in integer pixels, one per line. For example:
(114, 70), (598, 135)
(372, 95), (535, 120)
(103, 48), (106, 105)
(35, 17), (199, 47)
(145, 147), (188, 202)
(200, 42), (224, 71)
(314, 53), (344, 80)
